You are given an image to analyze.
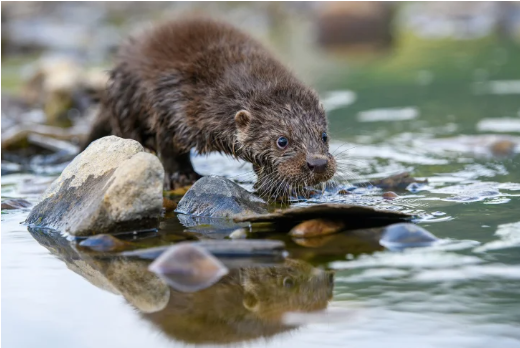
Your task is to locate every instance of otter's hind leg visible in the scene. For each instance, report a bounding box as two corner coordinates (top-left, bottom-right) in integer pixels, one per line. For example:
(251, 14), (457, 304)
(157, 133), (201, 190)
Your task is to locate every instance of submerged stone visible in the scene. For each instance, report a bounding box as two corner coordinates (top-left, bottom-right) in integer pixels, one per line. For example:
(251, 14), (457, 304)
(122, 240), (286, 260)
(78, 234), (133, 252)
(289, 219), (346, 238)
(148, 243), (229, 292)
(379, 223), (439, 250)
(176, 213), (248, 230)
(25, 136), (164, 236)
(292, 235), (335, 248)
(1, 198), (32, 210)
(175, 176), (268, 218)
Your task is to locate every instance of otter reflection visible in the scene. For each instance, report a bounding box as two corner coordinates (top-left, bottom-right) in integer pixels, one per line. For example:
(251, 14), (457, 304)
(28, 228), (334, 345)
(143, 258), (334, 344)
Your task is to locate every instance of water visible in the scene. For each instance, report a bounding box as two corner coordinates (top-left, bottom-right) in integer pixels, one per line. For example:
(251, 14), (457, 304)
(3, 13), (520, 348)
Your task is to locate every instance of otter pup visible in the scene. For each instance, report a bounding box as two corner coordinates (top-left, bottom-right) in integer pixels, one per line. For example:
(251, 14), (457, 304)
(84, 18), (336, 198)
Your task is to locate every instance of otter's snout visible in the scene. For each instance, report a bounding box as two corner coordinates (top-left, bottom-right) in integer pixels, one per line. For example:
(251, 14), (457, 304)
(306, 155), (328, 174)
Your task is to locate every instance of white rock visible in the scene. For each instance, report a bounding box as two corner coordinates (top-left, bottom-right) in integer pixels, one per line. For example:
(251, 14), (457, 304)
(26, 136), (164, 236)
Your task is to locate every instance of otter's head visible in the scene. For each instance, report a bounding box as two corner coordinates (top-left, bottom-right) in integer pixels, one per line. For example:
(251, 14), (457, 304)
(234, 88), (336, 199)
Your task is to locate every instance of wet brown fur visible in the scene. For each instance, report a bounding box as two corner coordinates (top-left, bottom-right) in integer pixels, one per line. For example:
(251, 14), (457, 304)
(84, 18), (336, 197)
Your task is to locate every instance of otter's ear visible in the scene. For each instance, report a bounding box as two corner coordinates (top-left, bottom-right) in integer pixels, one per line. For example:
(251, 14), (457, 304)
(243, 291), (260, 312)
(235, 110), (251, 131)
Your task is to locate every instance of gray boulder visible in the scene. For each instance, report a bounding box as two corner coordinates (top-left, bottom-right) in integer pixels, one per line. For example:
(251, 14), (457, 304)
(26, 136), (164, 236)
(175, 176), (268, 218)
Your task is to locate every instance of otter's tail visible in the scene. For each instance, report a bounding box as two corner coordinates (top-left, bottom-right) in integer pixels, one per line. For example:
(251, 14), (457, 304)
(81, 107), (112, 151)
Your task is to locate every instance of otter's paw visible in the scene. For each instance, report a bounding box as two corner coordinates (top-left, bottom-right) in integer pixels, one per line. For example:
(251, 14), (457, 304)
(164, 171), (202, 190)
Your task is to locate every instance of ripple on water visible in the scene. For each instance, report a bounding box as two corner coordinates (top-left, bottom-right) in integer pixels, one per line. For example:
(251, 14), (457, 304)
(330, 249), (483, 271)
(340, 144), (448, 165)
(429, 182), (517, 203)
(416, 134), (520, 157)
(191, 151), (254, 182)
(477, 118), (520, 133)
(477, 80), (520, 95)
(321, 90), (357, 112)
(357, 107), (419, 122)
(474, 222), (520, 252)
(413, 264), (520, 282)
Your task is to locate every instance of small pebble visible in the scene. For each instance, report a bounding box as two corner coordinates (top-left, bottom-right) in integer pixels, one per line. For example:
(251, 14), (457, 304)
(1, 198), (32, 210)
(292, 235), (335, 248)
(380, 223), (439, 250)
(382, 191), (398, 200)
(490, 140), (516, 157)
(337, 189), (352, 195)
(289, 219), (346, 238)
(365, 172), (428, 190)
(302, 189), (320, 198)
(148, 243), (229, 292)
(229, 228), (247, 239)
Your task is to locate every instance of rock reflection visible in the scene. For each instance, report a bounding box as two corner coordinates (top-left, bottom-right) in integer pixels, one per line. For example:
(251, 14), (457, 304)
(142, 258), (334, 344)
(28, 227), (170, 313)
(28, 228), (334, 345)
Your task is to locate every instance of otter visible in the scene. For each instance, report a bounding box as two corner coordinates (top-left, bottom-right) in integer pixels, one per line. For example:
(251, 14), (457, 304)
(84, 18), (336, 198)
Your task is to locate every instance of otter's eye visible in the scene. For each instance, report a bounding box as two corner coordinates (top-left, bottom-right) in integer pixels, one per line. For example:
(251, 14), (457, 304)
(283, 277), (294, 288)
(277, 136), (289, 149)
(322, 132), (328, 143)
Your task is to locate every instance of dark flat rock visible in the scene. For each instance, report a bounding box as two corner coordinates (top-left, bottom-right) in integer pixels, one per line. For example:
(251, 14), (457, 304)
(120, 240), (286, 260)
(234, 203), (411, 229)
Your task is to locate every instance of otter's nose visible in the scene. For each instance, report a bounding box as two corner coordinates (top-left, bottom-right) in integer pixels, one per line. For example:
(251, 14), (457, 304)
(307, 156), (328, 173)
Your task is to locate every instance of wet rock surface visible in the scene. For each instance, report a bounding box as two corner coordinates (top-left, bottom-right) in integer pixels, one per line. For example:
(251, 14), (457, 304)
(25, 136), (164, 236)
(379, 223), (439, 250)
(176, 176), (268, 218)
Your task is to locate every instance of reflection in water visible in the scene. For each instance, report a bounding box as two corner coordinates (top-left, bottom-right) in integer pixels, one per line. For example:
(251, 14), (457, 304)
(28, 227), (171, 313)
(144, 259), (333, 344)
(28, 228), (334, 345)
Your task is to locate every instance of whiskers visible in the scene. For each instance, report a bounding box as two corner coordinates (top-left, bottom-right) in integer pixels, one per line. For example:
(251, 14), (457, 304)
(327, 144), (369, 190)
(227, 143), (370, 203)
